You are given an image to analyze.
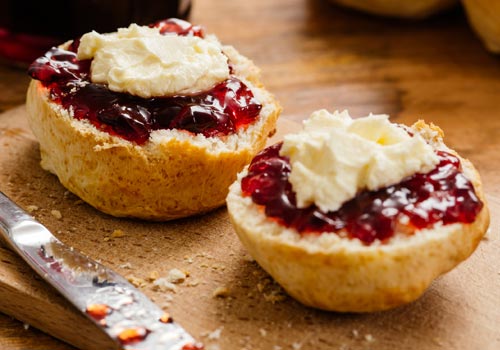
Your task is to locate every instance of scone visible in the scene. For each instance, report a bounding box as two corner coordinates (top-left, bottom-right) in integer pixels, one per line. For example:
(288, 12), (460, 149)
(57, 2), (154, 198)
(329, 0), (457, 19)
(227, 110), (489, 312)
(462, 0), (500, 53)
(26, 19), (281, 220)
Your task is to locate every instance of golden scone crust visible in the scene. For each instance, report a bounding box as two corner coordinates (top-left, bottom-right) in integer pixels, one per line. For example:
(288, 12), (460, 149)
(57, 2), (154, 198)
(329, 0), (457, 19)
(462, 0), (500, 53)
(226, 122), (490, 312)
(26, 46), (281, 220)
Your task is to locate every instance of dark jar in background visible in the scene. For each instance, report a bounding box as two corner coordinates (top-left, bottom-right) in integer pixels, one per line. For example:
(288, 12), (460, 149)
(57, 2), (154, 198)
(0, 0), (191, 65)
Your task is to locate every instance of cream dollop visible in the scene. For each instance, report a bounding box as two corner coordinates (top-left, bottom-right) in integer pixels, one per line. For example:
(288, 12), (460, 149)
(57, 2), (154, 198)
(77, 24), (230, 98)
(280, 110), (440, 212)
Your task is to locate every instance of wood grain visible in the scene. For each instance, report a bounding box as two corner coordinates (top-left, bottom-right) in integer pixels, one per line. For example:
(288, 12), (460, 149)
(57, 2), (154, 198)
(1, 0), (500, 349)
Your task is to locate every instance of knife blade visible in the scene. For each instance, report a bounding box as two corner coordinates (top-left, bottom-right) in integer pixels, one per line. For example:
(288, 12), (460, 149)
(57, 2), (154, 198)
(0, 191), (203, 350)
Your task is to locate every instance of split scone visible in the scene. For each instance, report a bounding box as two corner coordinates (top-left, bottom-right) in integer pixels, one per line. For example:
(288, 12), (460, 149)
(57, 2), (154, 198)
(328, 0), (457, 19)
(26, 19), (280, 220)
(227, 110), (489, 312)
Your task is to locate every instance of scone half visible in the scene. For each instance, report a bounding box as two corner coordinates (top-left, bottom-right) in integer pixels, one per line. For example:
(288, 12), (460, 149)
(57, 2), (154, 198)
(227, 120), (489, 312)
(26, 22), (281, 220)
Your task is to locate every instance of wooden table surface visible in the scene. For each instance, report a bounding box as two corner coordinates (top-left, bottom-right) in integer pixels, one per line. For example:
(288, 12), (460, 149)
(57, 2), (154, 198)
(1, 0), (500, 349)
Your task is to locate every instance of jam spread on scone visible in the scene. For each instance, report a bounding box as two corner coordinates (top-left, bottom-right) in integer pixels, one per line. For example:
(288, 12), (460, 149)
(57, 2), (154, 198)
(241, 141), (483, 245)
(27, 19), (262, 145)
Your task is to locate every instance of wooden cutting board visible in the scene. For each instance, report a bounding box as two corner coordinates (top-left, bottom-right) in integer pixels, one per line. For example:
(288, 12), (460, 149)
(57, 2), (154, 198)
(1, 105), (499, 350)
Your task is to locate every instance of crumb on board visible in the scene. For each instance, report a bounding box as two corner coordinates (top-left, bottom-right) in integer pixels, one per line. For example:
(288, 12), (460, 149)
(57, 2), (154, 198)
(167, 268), (187, 284)
(103, 229), (126, 242)
(207, 327), (223, 340)
(111, 229), (125, 238)
(119, 262), (133, 269)
(26, 205), (39, 213)
(148, 270), (160, 282)
(365, 334), (375, 343)
(211, 264), (226, 271)
(127, 275), (147, 288)
(263, 291), (286, 303)
(50, 209), (62, 219)
(152, 278), (177, 292)
(187, 280), (200, 287)
(256, 278), (286, 303)
(212, 286), (231, 298)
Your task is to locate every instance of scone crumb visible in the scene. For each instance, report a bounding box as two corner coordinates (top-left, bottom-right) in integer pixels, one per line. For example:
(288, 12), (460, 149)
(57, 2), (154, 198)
(273, 346), (282, 350)
(119, 262), (133, 269)
(26, 205), (39, 213)
(51, 209), (62, 219)
(148, 270), (160, 282)
(365, 334), (375, 342)
(152, 278), (177, 292)
(111, 229), (125, 238)
(351, 329), (359, 338)
(187, 280), (200, 287)
(207, 327), (223, 340)
(167, 268), (187, 284)
(292, 342), (302, 350)
(211, 264), (226, 271)
(212, 286), (231, 298)
(256, 277), (287, 303)
(259, 328), (267, 337)
(127, 275), (147, 288)
(263, 291), (286, 303)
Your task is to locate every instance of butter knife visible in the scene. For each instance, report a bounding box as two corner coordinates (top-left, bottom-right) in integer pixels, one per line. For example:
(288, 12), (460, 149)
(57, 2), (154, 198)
(0, 191), (203, 350)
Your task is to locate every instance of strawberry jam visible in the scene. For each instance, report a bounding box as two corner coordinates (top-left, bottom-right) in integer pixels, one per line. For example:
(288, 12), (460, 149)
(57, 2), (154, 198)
(241, 143), (483, 244)
(27, 19), (261, 145)
(150, 18), (204, 37)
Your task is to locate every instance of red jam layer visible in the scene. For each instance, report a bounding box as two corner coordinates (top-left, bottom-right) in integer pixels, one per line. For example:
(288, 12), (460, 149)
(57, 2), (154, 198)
(27, 19), (261, 145)
(241, 143), (483, 245)
(150, 18), (204, 37)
